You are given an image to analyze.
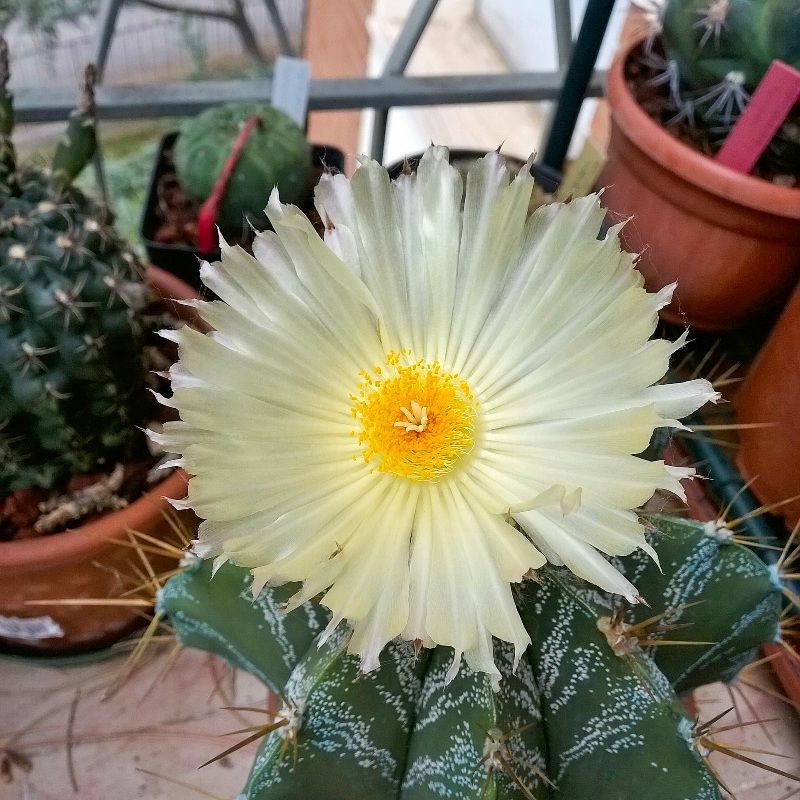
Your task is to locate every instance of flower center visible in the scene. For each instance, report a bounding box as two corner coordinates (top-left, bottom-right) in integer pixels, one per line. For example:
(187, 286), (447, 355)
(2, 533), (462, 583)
(352, 352), (477, 482)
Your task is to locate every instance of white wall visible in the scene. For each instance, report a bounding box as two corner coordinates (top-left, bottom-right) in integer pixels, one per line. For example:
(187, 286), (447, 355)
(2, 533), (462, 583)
(477, 0), (630, 156)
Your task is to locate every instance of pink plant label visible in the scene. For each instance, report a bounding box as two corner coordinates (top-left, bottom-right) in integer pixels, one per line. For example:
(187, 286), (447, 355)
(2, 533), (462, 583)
(196, 114), (263, 253)
(715, 60), (800, 175)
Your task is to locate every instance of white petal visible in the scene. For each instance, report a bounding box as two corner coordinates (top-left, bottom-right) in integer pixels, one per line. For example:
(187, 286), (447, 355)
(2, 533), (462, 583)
(320, 481), (415, 672)
(447, 153), (533, 372)
(639, 379), (720, 418)
(516, 507), (640, 602)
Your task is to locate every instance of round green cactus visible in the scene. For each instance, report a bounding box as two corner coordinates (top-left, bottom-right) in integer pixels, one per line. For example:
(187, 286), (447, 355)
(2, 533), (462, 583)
(662, 0), (800, 92)
(0, 56), (150, 494)
(174, 103), (312, 236)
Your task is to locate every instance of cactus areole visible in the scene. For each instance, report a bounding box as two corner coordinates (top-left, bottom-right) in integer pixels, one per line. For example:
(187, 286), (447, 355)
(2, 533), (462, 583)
(174, 103), (311, 240)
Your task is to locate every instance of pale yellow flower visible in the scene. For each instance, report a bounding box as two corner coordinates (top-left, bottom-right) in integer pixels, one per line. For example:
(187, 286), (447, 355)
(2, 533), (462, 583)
(156, 147), (717, 682)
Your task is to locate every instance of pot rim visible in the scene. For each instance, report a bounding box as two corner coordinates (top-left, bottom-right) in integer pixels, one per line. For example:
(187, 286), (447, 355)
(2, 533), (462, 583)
(0, 265), (195, 569)
(606, 38), (800, 219)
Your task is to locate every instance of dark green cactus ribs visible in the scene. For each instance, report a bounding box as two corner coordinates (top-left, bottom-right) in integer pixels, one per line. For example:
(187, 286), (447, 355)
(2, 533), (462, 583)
(159, 515), (784, 799)
(0, 52), (150, 494)
(173, 102), (311, 235)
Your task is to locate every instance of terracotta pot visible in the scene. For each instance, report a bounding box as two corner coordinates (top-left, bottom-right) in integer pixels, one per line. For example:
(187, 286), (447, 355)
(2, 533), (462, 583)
(600, 39), (800, 331)
(0, 266), (197, 656)
(736, 282), (800, 530)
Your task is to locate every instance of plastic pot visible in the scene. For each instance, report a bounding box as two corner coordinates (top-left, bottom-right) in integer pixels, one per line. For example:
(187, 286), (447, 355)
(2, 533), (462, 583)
(0, 266), (197, 657)
(140, 132), (345, 290)
(384, 149), (562, 192)
(600, 39), (800, 331)
(735, 281), (800, 530)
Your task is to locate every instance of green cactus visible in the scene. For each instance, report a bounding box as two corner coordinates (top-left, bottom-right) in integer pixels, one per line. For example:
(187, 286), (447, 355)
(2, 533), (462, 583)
(0, 40), (15, 189)
(613, 515), (781, 693)
(654, 0), (800, 170)
(158, 556), (330, 694)
(662, 0), (800, 93)
(173, 102), (311, 236)
(0, 52), (150, 494)
(159, 514), (784, 799)
(520, 573), (718, 800)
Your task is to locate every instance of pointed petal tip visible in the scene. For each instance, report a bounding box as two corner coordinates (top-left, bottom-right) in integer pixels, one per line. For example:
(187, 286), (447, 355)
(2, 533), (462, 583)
(165, 495), (191, 511)
(157, 327), (180, 343)
(444, 649), (463, 685)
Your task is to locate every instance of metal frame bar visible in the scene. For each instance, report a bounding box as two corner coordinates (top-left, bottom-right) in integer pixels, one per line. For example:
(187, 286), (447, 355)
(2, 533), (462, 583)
(15, 70), (605, 123)
(21, 0), (615, 180)
(262, 0), (295, 57)
(540, 0), (616, 171)
(370, 0), (440, 162)
(553, 0), (574, 69)
(92, 0), (125, 81)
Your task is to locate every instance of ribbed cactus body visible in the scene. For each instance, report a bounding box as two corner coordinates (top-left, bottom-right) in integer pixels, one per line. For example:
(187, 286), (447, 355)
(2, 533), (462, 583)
(615, 515), (781, 692)
(399, 643), (550, 800)
(247, 631), (429, 800)
(0, 169), (148, 493)
(158, 558), (329, 693)
(160, 515), (782, 799)
(173, 103), (311, 235)
(520, 575), (718, 800)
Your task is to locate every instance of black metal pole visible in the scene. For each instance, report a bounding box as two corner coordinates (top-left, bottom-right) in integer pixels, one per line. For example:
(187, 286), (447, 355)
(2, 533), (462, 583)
(539, 0), (616, 172)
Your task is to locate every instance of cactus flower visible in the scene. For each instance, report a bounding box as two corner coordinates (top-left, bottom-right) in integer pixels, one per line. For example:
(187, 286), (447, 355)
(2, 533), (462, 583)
(156, 147), (717, 682)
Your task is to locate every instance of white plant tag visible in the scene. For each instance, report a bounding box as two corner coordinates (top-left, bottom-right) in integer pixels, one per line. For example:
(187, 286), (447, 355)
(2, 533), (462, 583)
(0, 614), (65, 641)
(270, 56), (311, 126)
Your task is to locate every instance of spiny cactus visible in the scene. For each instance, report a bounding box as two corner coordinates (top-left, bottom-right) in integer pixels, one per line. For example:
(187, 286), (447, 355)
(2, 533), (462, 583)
(651, 0), (800, 169)
(0, 48), (150, 494)
(173, 102), (311, 237)
(662, 0), (799, 92)
(159, 514), (784, 799)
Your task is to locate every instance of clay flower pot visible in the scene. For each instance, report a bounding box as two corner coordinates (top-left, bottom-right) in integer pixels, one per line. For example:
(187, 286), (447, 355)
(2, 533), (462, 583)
(0, 266), (196, 657)
(736, 282), (800, 531)
(600, 39), (800, 331)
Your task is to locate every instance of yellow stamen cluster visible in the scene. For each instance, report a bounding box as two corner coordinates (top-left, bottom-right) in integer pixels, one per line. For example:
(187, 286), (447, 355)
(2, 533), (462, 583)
(352, 353), (477, 482)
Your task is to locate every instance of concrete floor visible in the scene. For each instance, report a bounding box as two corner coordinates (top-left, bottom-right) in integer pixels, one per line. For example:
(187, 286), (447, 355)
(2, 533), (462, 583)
(1, 643), (799, 799)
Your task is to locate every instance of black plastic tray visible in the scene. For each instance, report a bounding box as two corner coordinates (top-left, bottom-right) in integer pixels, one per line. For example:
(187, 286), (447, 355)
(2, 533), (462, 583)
(385, 149), (562, 193)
